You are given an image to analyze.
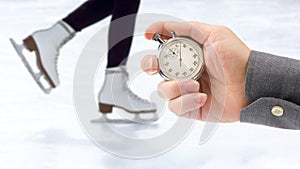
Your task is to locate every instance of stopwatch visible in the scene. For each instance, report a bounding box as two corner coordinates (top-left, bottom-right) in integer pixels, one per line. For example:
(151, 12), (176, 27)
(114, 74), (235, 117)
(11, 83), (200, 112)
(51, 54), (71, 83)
(153, 32), (204, 80)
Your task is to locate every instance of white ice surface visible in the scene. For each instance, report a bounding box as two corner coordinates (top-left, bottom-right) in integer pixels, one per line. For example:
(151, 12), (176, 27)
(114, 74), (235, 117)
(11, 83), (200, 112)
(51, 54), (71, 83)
(1, 0), (300, 169)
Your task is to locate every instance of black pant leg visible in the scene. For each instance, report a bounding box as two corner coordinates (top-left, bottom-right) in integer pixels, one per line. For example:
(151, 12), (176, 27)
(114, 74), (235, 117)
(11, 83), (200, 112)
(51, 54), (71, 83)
(62, 0), (113, 32)
(107, 0), (141, 68)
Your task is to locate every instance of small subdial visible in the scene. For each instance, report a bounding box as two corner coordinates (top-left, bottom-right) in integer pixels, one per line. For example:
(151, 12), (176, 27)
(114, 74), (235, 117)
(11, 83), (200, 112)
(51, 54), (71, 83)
(167, 47), (179, 59)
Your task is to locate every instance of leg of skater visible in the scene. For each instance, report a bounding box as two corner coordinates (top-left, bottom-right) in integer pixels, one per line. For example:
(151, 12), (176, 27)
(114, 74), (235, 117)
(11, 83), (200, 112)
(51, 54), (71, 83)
(98, 0), (157, 118)
(62, 0), (113, 32)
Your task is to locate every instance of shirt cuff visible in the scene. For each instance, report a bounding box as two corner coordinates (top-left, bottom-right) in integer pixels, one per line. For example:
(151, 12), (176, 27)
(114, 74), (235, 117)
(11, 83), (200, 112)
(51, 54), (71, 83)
(241, 50), (300, 129)
(240, 97), (300, 129)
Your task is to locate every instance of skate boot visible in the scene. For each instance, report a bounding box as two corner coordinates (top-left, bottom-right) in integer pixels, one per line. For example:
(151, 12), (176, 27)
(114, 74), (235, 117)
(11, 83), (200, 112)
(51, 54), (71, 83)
(10, 21), (75, 94)
(98, 66), (158, 123)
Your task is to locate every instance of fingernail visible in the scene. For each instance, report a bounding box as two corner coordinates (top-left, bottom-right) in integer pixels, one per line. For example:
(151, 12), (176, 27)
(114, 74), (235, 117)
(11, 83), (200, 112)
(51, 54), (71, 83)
(194, 93), (207, 105)
(184, 81), (199, 93)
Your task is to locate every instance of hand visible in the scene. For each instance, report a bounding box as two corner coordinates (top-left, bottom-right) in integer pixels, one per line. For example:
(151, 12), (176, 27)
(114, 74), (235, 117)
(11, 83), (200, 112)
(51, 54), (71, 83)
(141, 21), (251, 122)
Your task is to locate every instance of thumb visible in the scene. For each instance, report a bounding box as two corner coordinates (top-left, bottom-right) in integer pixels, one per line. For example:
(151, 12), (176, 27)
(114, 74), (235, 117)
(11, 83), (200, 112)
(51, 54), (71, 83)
(145, 21), (211, 44)
(140, 55), (159, 75)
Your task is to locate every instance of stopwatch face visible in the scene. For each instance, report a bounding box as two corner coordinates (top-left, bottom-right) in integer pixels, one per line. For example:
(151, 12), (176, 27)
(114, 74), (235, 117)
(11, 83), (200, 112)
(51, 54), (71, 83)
(158, 37), (204, 80)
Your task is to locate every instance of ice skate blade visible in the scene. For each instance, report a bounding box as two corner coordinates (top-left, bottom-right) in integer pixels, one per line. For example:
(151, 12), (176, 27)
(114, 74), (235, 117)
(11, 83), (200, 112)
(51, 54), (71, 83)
(98, 104), (159, 124)
(9, 38), (52, 94)
(91, 113), (159, 124)
(90, 114), (135, 124)
(132, 113), (159, 124)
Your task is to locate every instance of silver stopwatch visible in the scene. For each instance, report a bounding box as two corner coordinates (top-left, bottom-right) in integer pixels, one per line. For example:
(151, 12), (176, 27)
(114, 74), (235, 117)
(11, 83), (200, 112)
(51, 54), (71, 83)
(153, 32), (204, 80)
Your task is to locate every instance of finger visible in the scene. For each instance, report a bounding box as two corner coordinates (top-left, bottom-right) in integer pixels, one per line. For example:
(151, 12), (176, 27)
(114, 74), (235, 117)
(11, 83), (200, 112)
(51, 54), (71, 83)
(158, 80), (200, 100)
(140, 55), (159, 75)
(180, 109), (201, 120)
(168, 93), (208, 116)
(145, 21), (211, 44)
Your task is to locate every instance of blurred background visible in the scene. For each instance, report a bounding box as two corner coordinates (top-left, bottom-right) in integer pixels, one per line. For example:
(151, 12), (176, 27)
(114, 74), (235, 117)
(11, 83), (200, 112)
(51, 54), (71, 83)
(0, 0), (300, 169)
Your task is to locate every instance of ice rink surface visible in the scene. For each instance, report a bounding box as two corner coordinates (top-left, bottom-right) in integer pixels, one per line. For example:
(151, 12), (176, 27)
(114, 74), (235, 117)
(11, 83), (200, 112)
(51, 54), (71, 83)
(1, 0), (300, 169)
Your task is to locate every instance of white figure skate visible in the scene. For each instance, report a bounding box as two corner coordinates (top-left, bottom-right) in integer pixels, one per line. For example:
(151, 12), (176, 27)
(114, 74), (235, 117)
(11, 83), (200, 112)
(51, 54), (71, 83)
(9, 21), (75, 94)
(98, 66), (158, 123)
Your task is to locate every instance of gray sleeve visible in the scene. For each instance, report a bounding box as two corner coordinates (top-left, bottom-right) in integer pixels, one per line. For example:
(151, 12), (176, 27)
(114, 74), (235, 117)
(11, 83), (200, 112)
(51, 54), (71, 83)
(241, 97), (300, 129)
(240, 51), (300, 129)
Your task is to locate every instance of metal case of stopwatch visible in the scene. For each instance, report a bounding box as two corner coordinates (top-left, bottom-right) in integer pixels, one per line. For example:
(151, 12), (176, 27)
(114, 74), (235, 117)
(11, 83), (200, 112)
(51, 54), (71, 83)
(154, 33), (205, 81)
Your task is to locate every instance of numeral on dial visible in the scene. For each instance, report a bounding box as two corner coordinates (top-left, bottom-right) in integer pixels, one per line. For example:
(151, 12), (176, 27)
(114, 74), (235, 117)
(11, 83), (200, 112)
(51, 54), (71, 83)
(193, 61), (198, 66)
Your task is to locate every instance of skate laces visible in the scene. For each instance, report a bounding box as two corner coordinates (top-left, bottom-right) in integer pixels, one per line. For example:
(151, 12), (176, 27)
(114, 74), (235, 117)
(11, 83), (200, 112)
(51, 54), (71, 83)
(54, 54), (59, 76)
(113, 67), (153, 106)
(57, 20), (75, 49)
(128, 89), (151, 105)
(55, 34), (74, 76)
(55, 34), (74, 74)
(54, 35), (73, 75)
(58, 34), (74, 50)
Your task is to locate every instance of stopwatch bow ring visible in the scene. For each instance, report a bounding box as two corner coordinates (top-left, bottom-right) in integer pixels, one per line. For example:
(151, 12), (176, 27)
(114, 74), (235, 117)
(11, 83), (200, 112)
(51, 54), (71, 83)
(153, 31), (177, 45)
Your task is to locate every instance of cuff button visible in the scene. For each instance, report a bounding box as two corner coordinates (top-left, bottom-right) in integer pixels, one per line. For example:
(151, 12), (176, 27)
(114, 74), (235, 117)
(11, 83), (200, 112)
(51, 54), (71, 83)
(271, 106), (284, 117)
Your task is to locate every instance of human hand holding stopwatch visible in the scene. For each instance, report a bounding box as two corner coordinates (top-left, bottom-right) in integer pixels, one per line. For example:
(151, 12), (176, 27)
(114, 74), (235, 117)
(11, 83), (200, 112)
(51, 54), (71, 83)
(141, 21), (251, 122)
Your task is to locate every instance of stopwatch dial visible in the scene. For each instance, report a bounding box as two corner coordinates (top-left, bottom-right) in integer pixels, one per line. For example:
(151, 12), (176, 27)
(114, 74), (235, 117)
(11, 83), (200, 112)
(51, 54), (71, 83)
(159, 38), (203, 80)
